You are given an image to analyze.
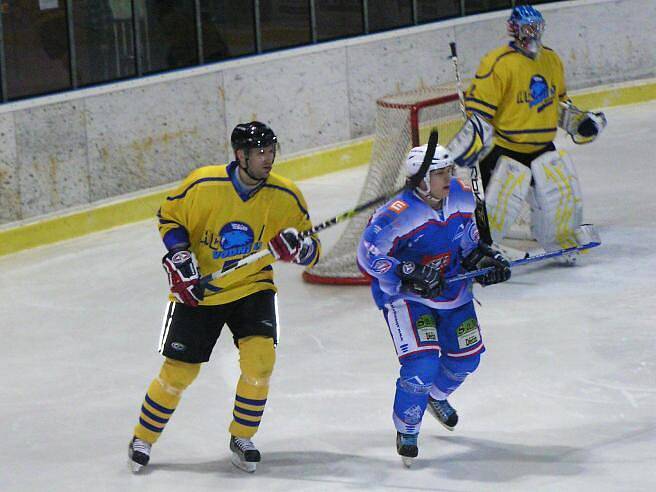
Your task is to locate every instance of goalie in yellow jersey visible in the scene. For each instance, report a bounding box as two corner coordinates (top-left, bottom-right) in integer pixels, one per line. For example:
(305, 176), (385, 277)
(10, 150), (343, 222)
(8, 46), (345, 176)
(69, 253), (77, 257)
(128, 121), (320, 474)
(448, 5), (606, 260)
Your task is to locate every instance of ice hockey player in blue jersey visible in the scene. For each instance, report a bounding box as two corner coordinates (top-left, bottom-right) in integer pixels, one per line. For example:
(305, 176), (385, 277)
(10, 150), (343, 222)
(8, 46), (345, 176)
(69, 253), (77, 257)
(357, 144), (512, 466)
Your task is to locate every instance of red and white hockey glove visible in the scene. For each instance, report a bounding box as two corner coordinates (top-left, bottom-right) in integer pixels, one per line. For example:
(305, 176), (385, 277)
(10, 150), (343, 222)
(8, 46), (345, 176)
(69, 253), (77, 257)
(162, 250), (203, 306)
(268, 228), (302, 262)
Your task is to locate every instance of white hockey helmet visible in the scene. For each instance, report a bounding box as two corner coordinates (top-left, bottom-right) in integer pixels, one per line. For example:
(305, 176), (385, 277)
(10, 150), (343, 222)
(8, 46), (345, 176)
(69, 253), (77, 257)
(405, 143), (453, 192)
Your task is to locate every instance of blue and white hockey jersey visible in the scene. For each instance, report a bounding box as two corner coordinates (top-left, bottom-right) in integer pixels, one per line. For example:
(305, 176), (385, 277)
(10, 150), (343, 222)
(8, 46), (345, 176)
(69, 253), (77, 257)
(357, 178), (480, 310)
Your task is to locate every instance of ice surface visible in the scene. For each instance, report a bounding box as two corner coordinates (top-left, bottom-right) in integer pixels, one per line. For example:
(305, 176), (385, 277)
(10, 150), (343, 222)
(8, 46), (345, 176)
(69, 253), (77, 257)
(1, 101), (655, 491)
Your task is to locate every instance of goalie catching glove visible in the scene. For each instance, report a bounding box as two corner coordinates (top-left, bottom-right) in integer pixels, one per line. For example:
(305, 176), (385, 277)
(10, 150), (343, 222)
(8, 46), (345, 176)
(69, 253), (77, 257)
(269, 227), (316, 264)
(559, 101), (607, 144)
(396, 261), (444, 299)
(463, 244), (511, 286)
(162, 249), (204, 306)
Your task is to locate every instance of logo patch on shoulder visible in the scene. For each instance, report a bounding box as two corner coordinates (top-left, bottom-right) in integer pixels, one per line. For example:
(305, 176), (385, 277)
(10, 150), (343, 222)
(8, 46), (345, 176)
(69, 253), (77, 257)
(372, 258), (393, 274)
(388, 200), (408, 214)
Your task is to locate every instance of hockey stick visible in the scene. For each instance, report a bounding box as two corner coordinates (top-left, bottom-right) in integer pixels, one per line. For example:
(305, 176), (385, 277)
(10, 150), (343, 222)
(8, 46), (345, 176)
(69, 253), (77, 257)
(198, 185), (405, 288)
(448, 42), (493, 245)
(444, 240), (601, 284)
(408, 129), (439, 190)
(199, 129), (440, 289)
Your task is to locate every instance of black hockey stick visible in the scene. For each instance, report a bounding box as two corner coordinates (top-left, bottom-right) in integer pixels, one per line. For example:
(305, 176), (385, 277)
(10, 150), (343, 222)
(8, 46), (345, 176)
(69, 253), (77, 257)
(407, 129), (439, 191)
(449, 42), (494, 245)
(198, 185), (405, 288)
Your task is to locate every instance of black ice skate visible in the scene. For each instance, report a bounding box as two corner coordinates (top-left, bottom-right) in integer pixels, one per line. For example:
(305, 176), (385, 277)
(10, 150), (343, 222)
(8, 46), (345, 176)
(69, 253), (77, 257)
(230, 436), (261, 473)
(396, 432), (418, 468)
(128, 436), (152, 473)
(427, 396), (458, 431)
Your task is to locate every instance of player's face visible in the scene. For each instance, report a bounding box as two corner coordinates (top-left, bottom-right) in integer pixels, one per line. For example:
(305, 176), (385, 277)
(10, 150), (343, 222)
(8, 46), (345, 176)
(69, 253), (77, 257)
(428, 165), (453, 200)
(239, 144), (276, 181)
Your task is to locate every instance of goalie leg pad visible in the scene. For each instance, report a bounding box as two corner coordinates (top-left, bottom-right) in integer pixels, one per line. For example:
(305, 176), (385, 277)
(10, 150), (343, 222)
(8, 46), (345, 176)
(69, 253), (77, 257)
(530, 150), (583, 252)
(484, 156), (531, 243)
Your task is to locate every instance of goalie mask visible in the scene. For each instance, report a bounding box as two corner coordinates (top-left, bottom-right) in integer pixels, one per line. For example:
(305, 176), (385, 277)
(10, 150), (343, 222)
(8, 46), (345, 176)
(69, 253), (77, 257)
(507, 5), (545, 57)
(405, 144), (453, 199)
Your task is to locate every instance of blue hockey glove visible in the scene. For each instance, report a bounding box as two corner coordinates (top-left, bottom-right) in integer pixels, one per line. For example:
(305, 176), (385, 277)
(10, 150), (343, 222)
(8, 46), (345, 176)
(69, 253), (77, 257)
(396, 261), (444, 298)
(463, 244), (511, 286)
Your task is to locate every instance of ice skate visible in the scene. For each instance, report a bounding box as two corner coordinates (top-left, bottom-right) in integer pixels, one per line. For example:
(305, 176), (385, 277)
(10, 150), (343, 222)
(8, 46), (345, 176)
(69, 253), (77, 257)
(230, 436), (261, 473)
(396, 432), (418, 468)
(128, 436), (152, 473)
(427, 396), (458, 431)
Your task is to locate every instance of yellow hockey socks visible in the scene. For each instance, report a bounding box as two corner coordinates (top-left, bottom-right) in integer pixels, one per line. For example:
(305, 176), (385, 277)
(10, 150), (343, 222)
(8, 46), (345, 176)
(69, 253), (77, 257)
(134, 358), (200, 444)
(229, 336), (276, 438)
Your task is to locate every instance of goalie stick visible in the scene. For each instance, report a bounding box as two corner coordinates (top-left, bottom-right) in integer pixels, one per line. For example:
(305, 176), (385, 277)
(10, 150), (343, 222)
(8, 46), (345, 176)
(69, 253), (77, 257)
(199, 129), (440, 289)
(449, 41), (493, 246)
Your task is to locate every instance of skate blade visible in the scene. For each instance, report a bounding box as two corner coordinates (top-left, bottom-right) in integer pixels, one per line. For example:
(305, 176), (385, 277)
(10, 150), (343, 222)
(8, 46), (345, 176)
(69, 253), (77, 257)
(128, 459), (144, 474)
(231, 453), (257, 473)
(438, 421), (455, 432)
(402, 456), (414, 468)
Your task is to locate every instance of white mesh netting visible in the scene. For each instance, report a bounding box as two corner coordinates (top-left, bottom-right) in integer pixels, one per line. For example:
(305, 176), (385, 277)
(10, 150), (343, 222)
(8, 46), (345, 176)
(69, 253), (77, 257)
(303, 84), (465, 284)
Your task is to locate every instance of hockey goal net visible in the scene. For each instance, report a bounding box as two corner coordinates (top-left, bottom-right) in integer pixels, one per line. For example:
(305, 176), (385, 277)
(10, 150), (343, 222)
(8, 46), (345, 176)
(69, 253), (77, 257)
(302, 84), (466, 285)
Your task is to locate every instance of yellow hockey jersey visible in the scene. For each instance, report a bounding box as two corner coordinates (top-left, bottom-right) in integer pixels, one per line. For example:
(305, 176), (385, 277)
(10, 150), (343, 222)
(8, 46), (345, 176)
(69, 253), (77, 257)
(158, 162), (320, 305)
(465, 43), (568, 154)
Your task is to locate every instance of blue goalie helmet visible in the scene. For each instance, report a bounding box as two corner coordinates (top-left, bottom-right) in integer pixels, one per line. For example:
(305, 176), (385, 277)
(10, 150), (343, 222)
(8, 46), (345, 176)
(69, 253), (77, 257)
(507, 5), (545, 56)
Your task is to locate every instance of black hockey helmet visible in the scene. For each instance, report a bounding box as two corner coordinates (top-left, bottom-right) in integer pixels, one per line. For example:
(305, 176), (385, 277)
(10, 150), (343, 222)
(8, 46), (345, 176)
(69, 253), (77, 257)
(230, 121), (277, 152)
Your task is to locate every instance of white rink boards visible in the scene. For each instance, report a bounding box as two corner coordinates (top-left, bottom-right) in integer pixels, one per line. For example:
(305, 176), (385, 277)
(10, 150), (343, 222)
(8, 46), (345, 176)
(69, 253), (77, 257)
(1, 101), (655, 491)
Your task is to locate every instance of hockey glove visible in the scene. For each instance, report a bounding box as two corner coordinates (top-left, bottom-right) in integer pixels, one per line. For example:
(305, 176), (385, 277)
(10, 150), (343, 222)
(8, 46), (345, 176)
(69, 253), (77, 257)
(396, 261), (444, 299)
(577, 111), (606, 138)
(162, 249), (203, 306)
(463, 244), (511, 286)
(269, 228), (301, 263)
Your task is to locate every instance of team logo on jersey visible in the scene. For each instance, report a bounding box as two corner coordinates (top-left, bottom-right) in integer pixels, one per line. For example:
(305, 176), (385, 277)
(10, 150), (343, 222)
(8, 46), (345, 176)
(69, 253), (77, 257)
(372, 258), (393, 274)
(421, 252), (451, 272)
(467, 222), (479, 243)
(516, 74), (555, 112)
(209, 222), (262, 259)
(388, 200), (408, 214)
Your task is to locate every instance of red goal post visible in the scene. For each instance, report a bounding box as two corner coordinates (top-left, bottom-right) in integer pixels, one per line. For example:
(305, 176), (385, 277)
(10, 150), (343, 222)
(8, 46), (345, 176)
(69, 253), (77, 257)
(302, 84), (466, 285)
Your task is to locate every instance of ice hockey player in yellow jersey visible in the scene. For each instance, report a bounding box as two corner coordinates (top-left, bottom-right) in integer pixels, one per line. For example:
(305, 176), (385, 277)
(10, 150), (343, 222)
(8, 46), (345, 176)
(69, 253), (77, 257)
(128, 121), (320, 474)
(450, 5), (606, 259)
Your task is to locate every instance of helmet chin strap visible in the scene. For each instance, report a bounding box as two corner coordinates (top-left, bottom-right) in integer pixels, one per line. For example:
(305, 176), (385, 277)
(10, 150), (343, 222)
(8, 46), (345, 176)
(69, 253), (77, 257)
(239, 152), (264, 184)
(416, 180), (443, 208)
